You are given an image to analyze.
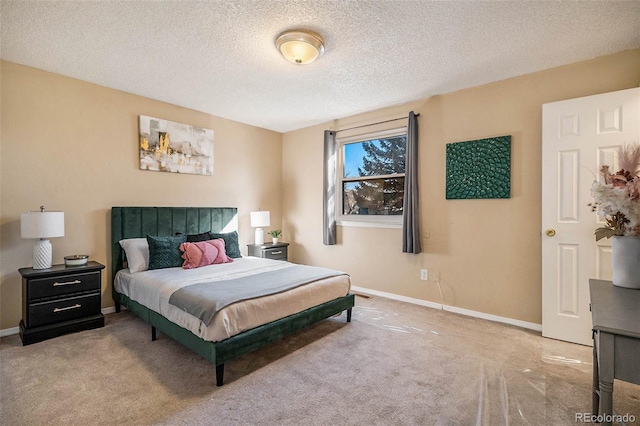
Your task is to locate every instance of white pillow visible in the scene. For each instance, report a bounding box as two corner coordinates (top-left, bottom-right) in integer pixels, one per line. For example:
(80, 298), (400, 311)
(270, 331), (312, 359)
(119, 238), (149, 273)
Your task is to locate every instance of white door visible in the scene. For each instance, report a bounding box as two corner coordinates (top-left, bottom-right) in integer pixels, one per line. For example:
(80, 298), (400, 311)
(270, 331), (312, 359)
(542, 87), (640, 346)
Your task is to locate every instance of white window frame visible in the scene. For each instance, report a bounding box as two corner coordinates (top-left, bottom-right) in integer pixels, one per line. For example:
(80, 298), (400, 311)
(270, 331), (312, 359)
(336, 127), (407, 228)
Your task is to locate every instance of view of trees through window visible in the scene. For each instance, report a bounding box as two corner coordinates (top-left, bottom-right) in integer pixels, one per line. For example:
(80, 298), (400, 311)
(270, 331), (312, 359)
(342, 135), (406, 215)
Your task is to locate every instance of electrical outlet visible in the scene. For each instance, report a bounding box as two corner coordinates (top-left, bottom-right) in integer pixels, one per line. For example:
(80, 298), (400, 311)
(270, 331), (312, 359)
(420, 269), (428, 281)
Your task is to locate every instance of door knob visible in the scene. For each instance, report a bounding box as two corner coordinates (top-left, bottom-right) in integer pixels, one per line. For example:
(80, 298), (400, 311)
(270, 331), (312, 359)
(545, 229), (556, 237)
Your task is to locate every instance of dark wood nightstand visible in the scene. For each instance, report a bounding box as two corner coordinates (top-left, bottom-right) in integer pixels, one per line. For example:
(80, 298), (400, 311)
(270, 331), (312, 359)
(19, 261), (105, 345)
(247, 242), (289, 261)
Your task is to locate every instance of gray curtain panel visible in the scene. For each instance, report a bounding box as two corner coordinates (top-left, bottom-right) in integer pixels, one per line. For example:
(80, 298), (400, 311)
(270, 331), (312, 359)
(323, 130), (337, 245)
(402, 111), (421, 253)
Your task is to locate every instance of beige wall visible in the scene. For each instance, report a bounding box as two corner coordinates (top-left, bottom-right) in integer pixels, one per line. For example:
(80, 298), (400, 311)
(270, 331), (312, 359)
(282, 49), (640, 325)
(2, 49), (639, 331)
(0, 61), (283, 330)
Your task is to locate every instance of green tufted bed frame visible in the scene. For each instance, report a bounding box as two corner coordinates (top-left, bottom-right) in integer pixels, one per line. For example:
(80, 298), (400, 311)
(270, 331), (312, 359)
(111, 207), (354, 386)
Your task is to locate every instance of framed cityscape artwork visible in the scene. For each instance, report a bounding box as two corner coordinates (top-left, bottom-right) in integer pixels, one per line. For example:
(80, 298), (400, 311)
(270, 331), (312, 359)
(139, 115), (214, 176)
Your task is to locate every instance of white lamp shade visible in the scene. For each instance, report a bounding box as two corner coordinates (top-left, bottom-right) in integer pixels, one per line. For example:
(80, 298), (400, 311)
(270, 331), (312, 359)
(20, 211), (65, 239)
(250, 211), (271, 228)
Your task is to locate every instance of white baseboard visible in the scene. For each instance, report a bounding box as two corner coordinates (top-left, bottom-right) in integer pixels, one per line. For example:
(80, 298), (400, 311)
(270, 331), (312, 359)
(0, 306), (118, 337)
(0, 326), (20, 337)
(350, 286), (542, 332)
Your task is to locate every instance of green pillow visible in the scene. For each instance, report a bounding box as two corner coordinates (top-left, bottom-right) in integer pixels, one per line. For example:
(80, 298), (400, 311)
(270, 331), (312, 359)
(209, 231), (241, 258)
(147, 234), (187, 269)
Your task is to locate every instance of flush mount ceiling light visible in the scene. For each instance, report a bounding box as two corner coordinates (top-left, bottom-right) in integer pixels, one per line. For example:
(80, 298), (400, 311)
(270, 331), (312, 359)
(276, 29), (325, 65)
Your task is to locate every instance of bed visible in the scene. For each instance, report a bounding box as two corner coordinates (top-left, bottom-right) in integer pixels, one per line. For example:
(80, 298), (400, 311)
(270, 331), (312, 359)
(111, 206), (354, 386)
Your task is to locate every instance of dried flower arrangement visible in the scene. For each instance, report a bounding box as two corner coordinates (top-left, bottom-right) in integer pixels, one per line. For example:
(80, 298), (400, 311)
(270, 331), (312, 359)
(590, 144), (640, 241)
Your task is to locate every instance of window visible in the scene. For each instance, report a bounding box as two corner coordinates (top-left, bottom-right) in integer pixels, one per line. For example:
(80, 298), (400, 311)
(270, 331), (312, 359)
(337, 128), (407, 226)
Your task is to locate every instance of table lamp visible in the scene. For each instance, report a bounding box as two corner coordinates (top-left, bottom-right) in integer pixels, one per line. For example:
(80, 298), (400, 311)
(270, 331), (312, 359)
(250, 211), (270, 245)
(20, 206), (65, 269)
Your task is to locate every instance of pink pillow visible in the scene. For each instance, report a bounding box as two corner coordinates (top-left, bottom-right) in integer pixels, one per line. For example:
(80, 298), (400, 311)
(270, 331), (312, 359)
(179, 239), (233, 269)
(207, 238), (234, 264)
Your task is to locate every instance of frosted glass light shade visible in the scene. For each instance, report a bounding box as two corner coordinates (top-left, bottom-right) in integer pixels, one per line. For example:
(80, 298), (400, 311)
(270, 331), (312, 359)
(250, 211), (270, 228)
(276, 30), (324, 65)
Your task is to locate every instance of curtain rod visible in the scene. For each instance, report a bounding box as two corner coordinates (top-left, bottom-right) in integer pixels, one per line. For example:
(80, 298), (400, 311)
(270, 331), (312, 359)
(333, 113), (420, 134)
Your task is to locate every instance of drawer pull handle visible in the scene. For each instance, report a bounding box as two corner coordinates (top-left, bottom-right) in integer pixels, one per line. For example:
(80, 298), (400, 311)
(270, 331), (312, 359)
(53, 280), (82, 287)
(270, 251), (283, 255)
(54, 304), (81, 313)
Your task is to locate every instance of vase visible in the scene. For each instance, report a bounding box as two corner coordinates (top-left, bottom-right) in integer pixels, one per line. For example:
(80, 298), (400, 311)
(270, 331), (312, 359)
(611, 236), (640, 289)
(272, 238), (279, 244)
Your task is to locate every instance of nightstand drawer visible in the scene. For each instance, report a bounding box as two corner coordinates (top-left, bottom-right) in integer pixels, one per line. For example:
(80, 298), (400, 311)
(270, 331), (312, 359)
(264, 247), (287, 260)
(247, 243), (289, 261)
(27, 293), (101, 328)
(27, 271), (101, 300)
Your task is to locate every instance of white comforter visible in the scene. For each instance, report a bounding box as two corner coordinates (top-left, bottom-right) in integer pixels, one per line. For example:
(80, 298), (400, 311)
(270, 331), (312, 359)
(114, 257), (350, 342)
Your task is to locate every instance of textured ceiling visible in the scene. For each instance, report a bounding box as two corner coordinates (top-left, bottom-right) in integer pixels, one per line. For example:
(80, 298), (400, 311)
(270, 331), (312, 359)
(2, 1), (639, 133)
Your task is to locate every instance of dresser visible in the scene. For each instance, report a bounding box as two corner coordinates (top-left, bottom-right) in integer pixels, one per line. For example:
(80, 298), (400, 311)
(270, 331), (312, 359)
(19, 261), (105, 345)
(247, 242), (289, 261)
(589, 279), (640, 425)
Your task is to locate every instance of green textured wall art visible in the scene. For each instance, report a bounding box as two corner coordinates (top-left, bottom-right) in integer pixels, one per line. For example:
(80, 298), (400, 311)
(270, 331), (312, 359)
(446, 135), (511, 199)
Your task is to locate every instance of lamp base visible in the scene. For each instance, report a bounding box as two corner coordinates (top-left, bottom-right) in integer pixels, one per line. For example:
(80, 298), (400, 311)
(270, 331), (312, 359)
(255, 228), (265, 245)
(33, 239), (52, 269)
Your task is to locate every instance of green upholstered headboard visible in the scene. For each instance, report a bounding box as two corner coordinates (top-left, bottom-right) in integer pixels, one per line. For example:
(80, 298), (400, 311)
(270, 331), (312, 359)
(111, 207), (238, 280)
